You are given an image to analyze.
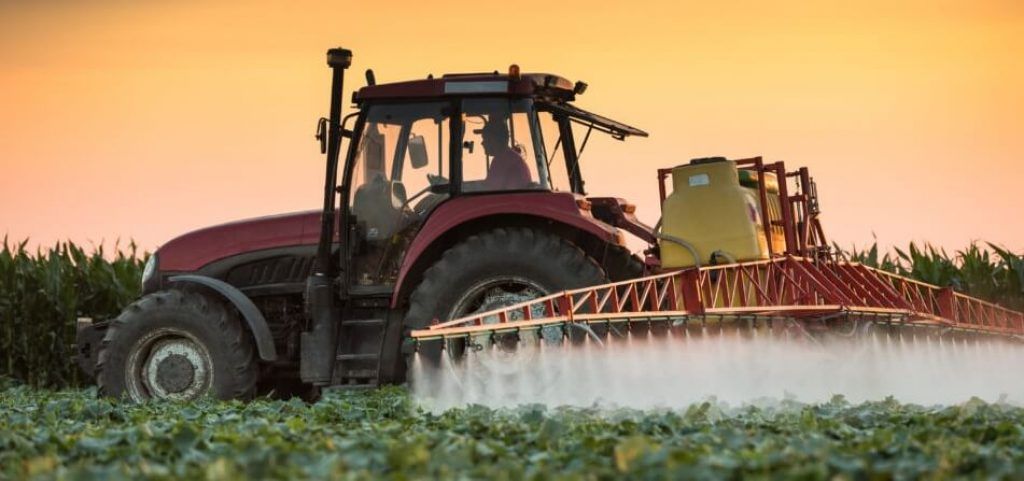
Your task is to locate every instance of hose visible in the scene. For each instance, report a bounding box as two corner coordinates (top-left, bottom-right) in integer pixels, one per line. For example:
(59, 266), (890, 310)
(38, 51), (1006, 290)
(710, 250), (737, 265)
(653, 219), (702, 268)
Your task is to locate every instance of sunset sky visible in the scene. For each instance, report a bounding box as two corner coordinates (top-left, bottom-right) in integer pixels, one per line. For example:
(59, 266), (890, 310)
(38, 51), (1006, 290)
(2, 0), (1022, 255)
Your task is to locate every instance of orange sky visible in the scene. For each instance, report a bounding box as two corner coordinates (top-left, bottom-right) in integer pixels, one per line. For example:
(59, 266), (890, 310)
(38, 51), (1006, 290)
(1, 0), (1022, 255)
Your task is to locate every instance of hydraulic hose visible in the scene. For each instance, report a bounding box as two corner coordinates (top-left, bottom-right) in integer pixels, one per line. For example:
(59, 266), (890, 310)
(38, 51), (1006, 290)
(653, 219), (702, 268)
(710, 250), (737, 265)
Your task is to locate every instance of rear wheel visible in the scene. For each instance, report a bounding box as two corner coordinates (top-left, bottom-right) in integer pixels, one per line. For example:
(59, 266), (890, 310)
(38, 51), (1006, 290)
(96, 289), (258, 402)
(403, 227), (607, 382)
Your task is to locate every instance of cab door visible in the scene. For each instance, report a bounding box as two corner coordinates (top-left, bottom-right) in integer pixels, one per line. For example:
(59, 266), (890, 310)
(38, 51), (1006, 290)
(345, 102), (452, 290)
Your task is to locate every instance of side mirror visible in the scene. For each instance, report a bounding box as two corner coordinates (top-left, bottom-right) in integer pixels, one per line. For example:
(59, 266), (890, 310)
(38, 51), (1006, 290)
(408, 135), (429, 169)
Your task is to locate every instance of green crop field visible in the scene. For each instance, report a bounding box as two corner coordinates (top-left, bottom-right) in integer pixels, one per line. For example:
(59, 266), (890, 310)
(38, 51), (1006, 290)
(4, 382), (1024, 480)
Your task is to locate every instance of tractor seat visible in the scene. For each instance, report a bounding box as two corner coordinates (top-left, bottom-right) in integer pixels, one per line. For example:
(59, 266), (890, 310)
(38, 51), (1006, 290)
(351, 173), (404, 241)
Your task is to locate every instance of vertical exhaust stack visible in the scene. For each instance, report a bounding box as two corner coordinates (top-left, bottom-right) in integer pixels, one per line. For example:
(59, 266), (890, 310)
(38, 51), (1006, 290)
(302, 47), (353, 386)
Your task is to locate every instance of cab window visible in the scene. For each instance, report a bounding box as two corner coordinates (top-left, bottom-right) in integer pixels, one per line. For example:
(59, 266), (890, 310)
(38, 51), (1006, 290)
(536, 109), (573, 193)
(460, 98), (550, 193)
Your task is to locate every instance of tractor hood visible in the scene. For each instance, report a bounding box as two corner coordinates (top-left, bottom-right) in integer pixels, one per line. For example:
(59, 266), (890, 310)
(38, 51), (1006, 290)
(158, 210), (324, 272)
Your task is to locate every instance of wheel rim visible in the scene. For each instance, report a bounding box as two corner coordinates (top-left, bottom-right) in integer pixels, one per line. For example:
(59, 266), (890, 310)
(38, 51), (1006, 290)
(447, 276), (553, 375)
(125, 328), (214, 401)
(448, 276), (549, 321)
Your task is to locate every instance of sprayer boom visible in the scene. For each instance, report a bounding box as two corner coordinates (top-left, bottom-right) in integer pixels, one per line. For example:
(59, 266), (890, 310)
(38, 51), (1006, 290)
(410, 256), (1024, 354)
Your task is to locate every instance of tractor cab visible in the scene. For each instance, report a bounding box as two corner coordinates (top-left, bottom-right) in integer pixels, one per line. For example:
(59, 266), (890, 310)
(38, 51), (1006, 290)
(339, 68), (649, 289)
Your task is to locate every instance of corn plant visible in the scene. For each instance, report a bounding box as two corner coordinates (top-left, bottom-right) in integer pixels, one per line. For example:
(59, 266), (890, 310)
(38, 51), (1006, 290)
(838, 240), (900, 272)
(839, 241), (1024, 310)
(0, 238), (144, 388)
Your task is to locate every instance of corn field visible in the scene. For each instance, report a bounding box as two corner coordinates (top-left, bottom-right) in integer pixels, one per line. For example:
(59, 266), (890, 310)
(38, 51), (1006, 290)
(0, 239), (144, 388)
(1, 238), (1022, 389)
(841, 241), (1024, 311)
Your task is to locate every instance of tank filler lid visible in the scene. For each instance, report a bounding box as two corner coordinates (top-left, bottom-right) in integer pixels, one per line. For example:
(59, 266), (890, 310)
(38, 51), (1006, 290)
(689, 157), (728, 165)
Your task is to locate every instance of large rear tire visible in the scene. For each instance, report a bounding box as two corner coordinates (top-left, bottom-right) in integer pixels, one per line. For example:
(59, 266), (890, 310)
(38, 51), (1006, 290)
(403, 227), (607, 374)
(96, 289), (258, 402)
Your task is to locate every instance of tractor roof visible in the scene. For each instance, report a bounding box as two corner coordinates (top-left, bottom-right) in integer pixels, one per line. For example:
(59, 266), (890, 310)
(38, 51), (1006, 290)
(354, 72), (577, 103)
(354, 71), (648, 139)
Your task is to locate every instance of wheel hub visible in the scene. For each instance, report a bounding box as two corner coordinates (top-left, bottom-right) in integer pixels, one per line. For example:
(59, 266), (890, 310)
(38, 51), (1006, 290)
(477, 289), (542, 322)
(447, 277), (556, 375)
(132, 335), (213, 401)
(155, 354), (195, 394)
(472, 285), (562, 346)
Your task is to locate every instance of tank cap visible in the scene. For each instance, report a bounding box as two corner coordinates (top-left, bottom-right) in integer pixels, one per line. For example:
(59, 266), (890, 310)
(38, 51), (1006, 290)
(689, 156), (728, 165)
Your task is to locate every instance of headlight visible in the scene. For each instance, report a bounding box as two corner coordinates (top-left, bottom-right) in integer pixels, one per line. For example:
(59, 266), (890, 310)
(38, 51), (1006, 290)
(141, 254), (158, 290)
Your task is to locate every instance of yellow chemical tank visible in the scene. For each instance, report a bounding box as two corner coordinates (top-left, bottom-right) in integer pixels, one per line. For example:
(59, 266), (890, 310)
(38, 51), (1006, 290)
(660, 158), (770, 268)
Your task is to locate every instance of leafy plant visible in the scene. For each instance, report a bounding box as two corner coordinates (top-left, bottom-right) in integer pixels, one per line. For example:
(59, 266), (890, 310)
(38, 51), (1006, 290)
(3, 386), (1024, 480)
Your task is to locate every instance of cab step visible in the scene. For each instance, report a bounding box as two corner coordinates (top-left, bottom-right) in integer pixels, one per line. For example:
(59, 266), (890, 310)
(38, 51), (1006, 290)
(332, 317), (388, 387)
(341, 318), (385, 327)
(336, 353), (379, 361)
(324, 382), (378, 392)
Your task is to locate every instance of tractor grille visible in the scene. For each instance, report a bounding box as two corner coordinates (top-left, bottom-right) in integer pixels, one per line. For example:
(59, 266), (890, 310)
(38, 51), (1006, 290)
(225, 255), (315, 288)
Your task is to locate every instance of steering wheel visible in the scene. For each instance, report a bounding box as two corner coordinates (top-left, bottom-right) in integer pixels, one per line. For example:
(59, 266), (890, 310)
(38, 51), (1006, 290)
(398, 174), (449, 214)
(427, 173), (447, 186)
(398, 186), (431, 213)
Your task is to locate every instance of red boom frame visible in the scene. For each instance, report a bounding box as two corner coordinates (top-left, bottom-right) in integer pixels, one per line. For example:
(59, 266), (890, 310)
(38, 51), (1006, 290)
(411, 256), (1024, 340)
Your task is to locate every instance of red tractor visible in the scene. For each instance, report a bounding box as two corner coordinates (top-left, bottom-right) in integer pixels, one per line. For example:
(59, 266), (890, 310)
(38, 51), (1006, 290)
(75, 48), (652, 401)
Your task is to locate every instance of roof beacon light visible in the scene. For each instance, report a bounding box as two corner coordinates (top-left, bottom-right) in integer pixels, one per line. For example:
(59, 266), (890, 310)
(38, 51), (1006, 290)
(574, 81), (588, 95)
(508, 64), (521, 80)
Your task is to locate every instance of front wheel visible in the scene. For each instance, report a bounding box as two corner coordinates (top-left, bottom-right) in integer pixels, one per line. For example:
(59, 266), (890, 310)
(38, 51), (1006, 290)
(96, 289), (258, 402)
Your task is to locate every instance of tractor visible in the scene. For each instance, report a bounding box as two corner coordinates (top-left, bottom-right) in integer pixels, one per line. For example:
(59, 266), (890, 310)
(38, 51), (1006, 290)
(78, 47), (1024, 402)
(75, 48), (651, 400)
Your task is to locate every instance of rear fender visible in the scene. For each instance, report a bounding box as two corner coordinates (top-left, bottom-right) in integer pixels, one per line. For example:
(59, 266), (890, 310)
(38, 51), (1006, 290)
(168, 275), (278, 361)
(390, 192), (620, 308)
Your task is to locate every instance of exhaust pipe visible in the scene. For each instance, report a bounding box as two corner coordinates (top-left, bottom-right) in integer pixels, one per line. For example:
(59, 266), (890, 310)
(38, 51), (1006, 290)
(302, 47), (353, 386)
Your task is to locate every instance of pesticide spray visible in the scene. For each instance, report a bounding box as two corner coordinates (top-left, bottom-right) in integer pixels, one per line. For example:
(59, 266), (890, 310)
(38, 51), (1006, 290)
(410, 325), (1024, 411)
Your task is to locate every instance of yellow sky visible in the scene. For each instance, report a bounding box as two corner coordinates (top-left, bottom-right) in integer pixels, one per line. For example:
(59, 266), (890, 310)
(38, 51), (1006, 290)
(1, 0), (1022, 254)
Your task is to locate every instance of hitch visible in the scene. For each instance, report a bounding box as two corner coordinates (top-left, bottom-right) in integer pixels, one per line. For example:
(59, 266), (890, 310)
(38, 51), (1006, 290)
(73, 318), (109, 378)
